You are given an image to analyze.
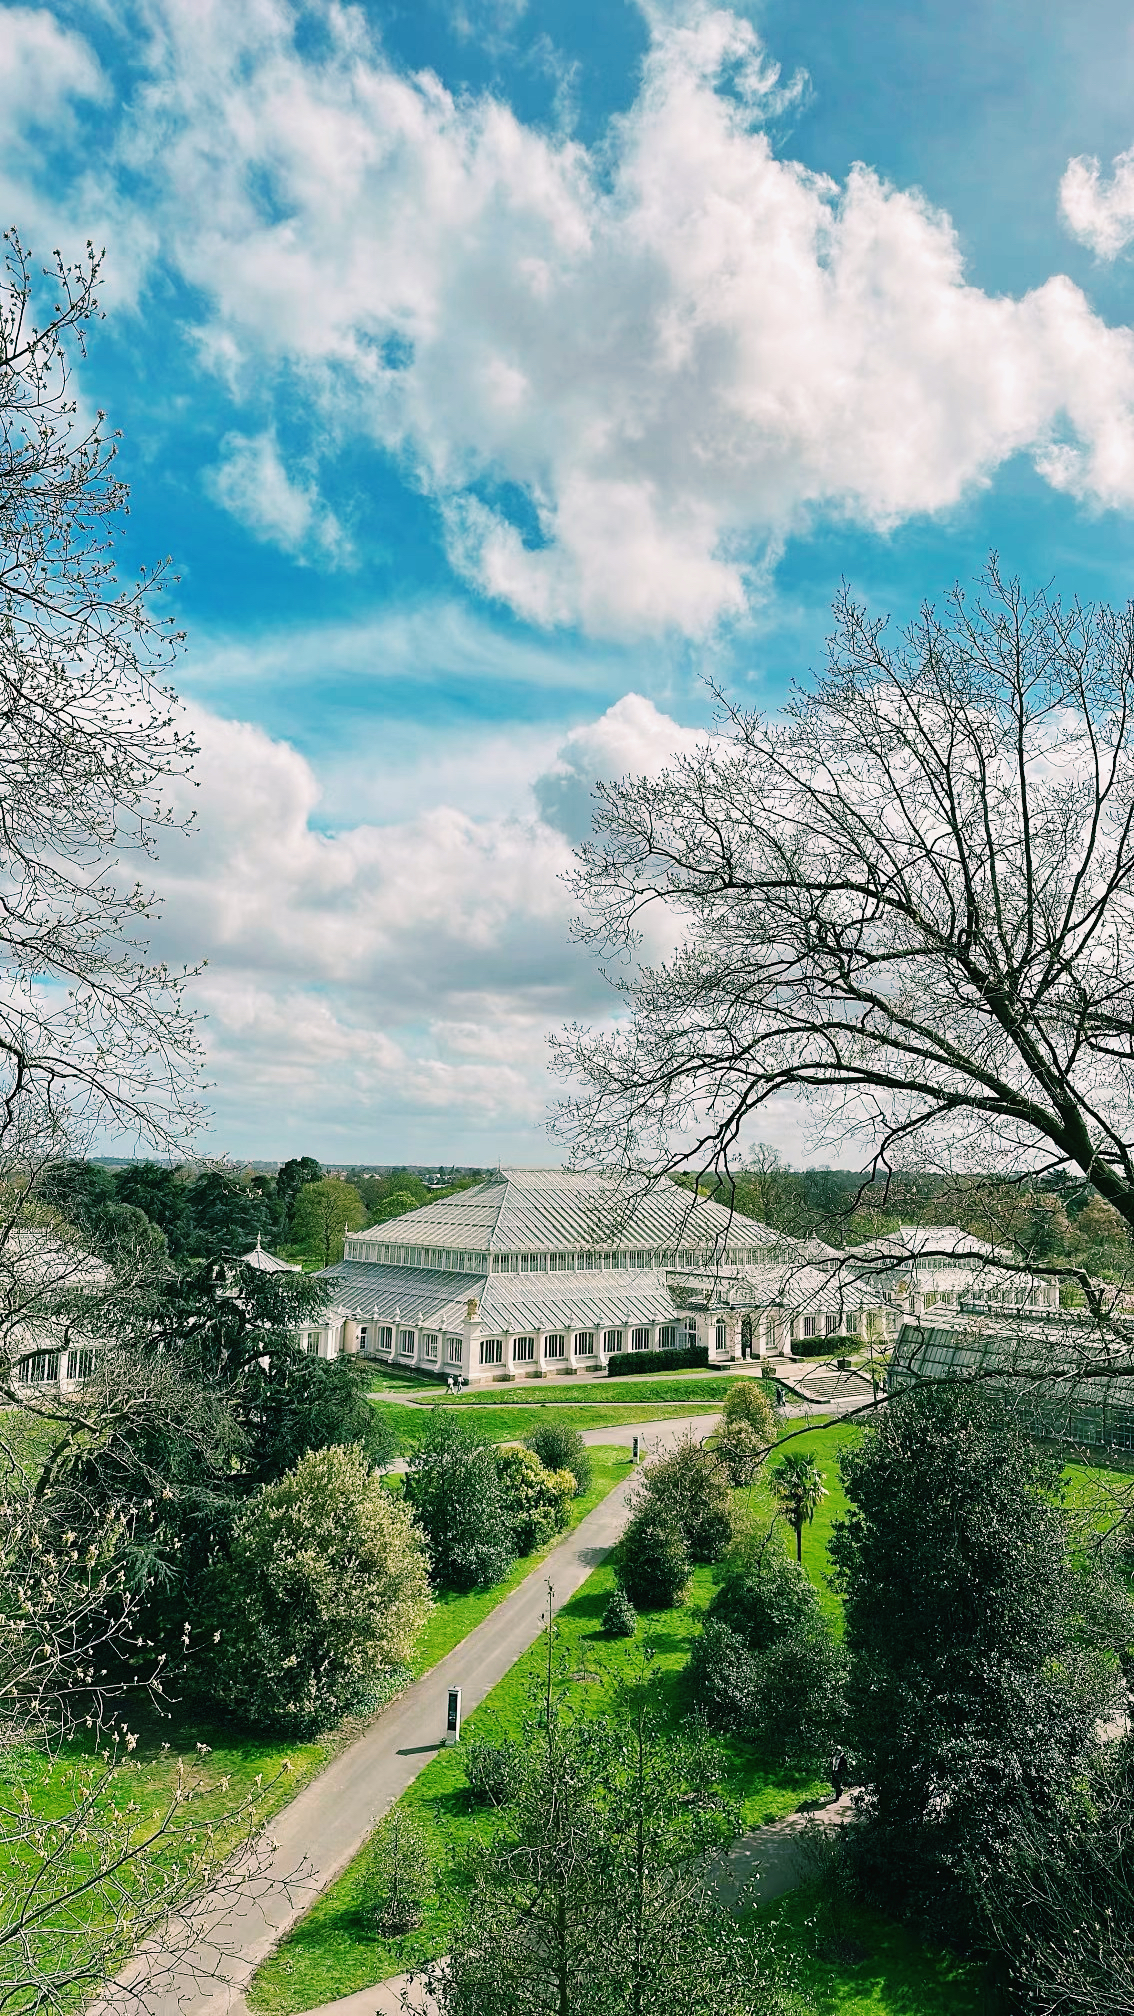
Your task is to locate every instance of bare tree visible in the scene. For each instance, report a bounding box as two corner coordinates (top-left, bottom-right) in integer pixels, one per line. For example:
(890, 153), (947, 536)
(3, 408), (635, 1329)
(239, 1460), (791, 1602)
(0, 228), (201, 1186)
(555, 562), (1134, 1312)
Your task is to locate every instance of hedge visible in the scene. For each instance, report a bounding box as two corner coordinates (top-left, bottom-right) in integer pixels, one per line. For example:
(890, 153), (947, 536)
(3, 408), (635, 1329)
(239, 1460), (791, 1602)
(790, 1332), (856, 1359)
(606, 1344), (709, 1377)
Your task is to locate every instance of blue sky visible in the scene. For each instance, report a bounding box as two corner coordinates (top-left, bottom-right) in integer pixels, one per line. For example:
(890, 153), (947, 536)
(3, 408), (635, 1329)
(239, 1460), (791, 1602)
(7, 0), (1134, 1164)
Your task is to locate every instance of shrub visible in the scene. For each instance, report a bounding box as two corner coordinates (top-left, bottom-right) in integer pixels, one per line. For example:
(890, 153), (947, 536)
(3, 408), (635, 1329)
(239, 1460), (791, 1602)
(620, 1507), (690, 1609)
(524, 1420), (592, 1494)
(686, 1616), (759, 1731)
(205, 1444), (431, 1733)
(637, 1438), (733, 1563)
(721, 1380), (777, 1439)
(603, 1584), (638, 1638)
(464, 1735), (527, 1807)
(363, 1806), (433, 1936)
(494, 1445), (575, 1554)
(714, 1417), (770, 1487)
(404, 1411), (516, 1592)
(607, 1344), (708, 1377)
(713, 1545), (825, 1651)
(687, 1545), (846, 1763)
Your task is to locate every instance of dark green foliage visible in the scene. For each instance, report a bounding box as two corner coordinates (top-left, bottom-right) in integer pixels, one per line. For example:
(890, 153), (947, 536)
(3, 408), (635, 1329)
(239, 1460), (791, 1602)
(637, 1439), (734, 1564)
(40, 1159), (116, 1235)
(246, 1352), (397, 1482)
(464, 1735), (528, 1806)
(524, 1419), (592, 1494)
(275, 1155), (323, 1230)
(602, 1584), (638, 1638)
(179, 1169), (270, 1257)
(829, 1382), (1131, 1926)
(404, 1411), (515, 1592)
(111, 1161), (187, 1245)
(619, 1506), (690, 1609)
(688, 1545), (845, 1762)
(606, 1344), (708, 1376)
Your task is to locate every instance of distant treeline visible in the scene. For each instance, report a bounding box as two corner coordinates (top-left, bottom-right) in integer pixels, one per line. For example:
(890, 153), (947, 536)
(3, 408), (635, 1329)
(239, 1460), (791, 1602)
(41, 1159), (487, 1267)
(677, 1161), (1131, 1268)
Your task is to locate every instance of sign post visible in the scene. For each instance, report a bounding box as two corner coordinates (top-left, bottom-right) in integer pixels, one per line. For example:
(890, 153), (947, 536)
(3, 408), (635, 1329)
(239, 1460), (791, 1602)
(631, 1434), (640, 1463)
(445, 1685), (462, 1746)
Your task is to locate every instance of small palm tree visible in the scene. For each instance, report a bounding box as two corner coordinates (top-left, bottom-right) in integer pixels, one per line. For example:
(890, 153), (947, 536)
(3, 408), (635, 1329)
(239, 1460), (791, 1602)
(770, 1451), (828, 1563)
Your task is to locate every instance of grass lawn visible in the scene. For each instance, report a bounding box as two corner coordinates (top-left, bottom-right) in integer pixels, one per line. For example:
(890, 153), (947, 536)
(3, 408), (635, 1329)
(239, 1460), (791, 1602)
(445, 1373), (750, 1407)
(754, 1887), (989, 2015)
(370, 1397), (728, 1454)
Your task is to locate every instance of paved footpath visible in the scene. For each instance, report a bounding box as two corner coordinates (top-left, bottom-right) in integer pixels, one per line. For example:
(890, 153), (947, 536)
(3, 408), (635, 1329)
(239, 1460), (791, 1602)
(98, 1416), (719, 2016)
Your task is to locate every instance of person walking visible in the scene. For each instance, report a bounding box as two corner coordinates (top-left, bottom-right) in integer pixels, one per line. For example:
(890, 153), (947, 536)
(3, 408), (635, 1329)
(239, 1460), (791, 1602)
(830, 1749), (847, 1800)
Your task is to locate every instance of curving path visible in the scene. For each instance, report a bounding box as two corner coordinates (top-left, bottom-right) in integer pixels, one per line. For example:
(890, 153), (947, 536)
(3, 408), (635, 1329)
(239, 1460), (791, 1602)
(96, 1416), (719, 2016)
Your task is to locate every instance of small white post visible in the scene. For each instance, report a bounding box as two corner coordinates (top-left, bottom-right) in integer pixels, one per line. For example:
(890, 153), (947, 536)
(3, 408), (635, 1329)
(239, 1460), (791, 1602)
(445, 1686), (462, 1745)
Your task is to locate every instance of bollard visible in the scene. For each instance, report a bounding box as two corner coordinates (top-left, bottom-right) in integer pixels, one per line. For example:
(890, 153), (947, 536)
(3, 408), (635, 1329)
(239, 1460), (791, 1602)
(632, 1433), (640, 1463)
(445, 1685), (462, 1746)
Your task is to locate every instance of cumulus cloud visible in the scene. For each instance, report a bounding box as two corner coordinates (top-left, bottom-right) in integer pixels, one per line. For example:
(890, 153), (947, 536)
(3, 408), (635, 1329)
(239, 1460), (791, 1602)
(206, 429), (349, 562)
(534, 692), (711, 842)
(1061, 144), (1134, 258)
(57, 0), (1134, 636)
(132, 687), (730, 1153)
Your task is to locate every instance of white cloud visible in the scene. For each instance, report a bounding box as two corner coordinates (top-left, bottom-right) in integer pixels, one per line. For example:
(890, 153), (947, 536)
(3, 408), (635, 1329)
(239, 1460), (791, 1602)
(62, 0), (1134, 638)
(534, 691), (711, 842)
(206, 428), (349, 562)
(1060, 144), (1134, 258)
(134, 688), (727, 1155)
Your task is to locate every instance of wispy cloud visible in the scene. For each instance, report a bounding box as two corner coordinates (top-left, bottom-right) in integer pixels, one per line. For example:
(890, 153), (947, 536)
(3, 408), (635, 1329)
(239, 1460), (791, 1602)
(206, 428), (350, 565)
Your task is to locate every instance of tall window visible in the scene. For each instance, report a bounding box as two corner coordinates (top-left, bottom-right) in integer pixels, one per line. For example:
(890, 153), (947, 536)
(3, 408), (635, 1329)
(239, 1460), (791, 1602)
(631, 1326), (651, 1351)
(445, 1335), (463, 1363)
(604, 1328), (624, 1352)
(399, 1329), (416, 1355)
(659, 1324), (677, 1347)
(480, 1337), (504, 1366)
(66, 1347), (96, 1381)
(715, 1318), (727, 1351)
(825, 1314), (839, 1335)
(358, 1325), (369, 1351)
(513, 1336), (536, 1363)
(802, 1316), (818, 1338)
(377, 1325), (394, 1351)
(545, 1333), (566, 1357)
(573, 1332), (595, 1355)
(422, 1332), (440, 1360)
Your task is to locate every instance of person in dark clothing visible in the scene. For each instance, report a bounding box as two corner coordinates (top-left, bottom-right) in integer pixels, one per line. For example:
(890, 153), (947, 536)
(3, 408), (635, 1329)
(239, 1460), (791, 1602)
(830, 1749), (848, 1799)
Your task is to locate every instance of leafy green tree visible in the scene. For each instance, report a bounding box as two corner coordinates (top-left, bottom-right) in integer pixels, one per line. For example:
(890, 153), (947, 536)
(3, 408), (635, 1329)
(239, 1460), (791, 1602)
(206, 1444), (431, 1733)
(291, 1176), (366, 1266)
(404, 1412), (515, 1592)
(635, 1438), (733, 1564)
(714, 1418), (771, 1487)
(275, 1155), (322, 1230)
(525, 1419), (592, 1494)
(721, 1379), (777, 1440)
(769, 1451), (827, 1563)
(495, 1445), (575, 1554)
(829, 1383), (1131, 1927)
(40, 1159), (115, 1236)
